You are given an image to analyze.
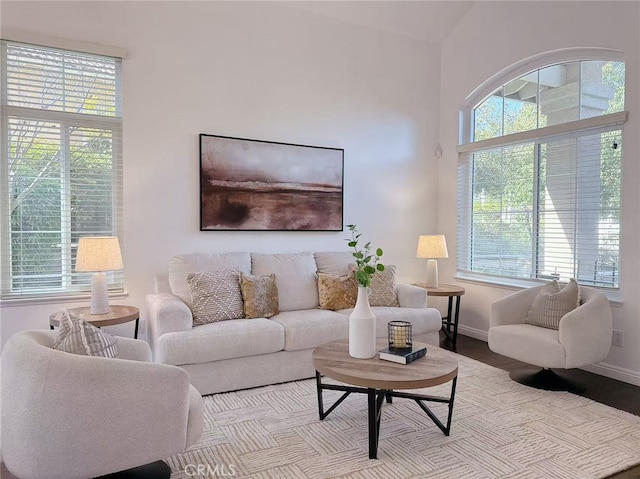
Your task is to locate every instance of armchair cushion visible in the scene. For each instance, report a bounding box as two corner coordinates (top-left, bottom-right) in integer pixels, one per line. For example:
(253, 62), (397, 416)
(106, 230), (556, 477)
(53, 311), (118, 358)
(525, 279), (579, 330)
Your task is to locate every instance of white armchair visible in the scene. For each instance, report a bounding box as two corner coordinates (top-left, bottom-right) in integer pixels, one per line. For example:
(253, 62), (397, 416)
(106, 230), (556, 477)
(1, 330), (204, 479)
(488, 285), (612, 392)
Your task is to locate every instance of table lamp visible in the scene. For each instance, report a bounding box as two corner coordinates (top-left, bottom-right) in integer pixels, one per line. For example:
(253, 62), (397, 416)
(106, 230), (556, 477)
(416, 235), (448, 288)
(75, 236), (124, 314)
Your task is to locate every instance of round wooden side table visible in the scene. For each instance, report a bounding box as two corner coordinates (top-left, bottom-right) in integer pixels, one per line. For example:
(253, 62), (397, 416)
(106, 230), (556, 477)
(413, 283), (465, 348)
(49, 305), (140, 338)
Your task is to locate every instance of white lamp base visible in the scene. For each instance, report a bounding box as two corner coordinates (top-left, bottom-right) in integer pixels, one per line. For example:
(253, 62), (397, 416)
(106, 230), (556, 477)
(90, 272), (110, 315)
(425, 259), (439, 288)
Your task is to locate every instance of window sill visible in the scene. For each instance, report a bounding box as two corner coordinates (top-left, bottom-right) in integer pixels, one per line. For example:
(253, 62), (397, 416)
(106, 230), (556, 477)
(0, 291), (129, 308)
(454, 272), (623, 307)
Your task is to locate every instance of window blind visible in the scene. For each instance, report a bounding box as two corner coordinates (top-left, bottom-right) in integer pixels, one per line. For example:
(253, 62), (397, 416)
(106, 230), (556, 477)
(457, 125), (622, 287)
(1, 40), (123, 299)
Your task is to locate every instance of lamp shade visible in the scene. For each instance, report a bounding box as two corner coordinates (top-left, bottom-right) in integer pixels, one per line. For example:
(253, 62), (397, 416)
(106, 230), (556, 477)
(416, 235), (449, 259)
(75, 237), (124, 272)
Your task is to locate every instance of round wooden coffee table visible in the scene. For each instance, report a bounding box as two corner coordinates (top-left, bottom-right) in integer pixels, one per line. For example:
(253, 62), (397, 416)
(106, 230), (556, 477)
(312, 338), (458, 459)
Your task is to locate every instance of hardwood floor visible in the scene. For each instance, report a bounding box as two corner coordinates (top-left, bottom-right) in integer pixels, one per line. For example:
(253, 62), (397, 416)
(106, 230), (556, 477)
(443, 333), (640, 416)
(443, 332), (640, 479)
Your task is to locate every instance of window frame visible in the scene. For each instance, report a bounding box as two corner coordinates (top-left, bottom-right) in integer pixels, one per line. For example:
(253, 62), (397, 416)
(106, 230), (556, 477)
(456, 49), (627, 294)
(0, 40), (124, 302)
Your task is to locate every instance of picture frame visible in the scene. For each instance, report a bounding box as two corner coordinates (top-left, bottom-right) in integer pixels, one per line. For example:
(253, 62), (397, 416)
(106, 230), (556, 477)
(199, 134), (344, 231)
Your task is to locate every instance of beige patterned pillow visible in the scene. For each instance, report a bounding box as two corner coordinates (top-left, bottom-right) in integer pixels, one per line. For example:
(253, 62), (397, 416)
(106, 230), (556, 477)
(525, 279), (580, 330)
(317, 270), (357, 310)
(187, 270), (244, 325)
(53, 310), (118, 358)
(240, 273), (279, 319)
(369, 265), (400, 307)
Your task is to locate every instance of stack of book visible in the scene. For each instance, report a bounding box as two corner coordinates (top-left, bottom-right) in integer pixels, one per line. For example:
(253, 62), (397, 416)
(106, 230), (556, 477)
(378, 345), (427, 364)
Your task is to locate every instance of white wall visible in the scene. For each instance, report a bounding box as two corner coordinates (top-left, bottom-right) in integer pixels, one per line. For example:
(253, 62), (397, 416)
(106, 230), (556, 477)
(439, 1), (640, 384)
(0, 2), (441, 344)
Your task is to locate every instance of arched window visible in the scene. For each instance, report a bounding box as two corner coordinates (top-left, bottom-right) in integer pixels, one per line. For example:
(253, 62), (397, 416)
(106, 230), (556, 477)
(457, 51), (626, 288)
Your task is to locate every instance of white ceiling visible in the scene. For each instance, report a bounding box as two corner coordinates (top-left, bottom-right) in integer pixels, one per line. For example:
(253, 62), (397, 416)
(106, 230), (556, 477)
(282, 1), (475, 44)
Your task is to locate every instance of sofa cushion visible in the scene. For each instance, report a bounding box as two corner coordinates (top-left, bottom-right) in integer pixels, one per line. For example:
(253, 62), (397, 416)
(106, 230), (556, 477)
(169, 252), (251, 308)
(317, 270), (357, 310)
(53, 311), (118, 358)
(251, 252), (318, 311)
(240, 273), (279, 319)
(271, 309), (349, 351)
(157, 318), (284, 365)
(525, 279), (579, 330)
(369, 265), (400, 307)
(187, 270), (244, 325)
(337, 306), (442, 337)
(314, 251), (354, 276)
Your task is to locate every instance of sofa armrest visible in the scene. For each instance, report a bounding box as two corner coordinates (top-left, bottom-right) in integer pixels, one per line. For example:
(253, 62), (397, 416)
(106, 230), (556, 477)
(490, 286), (542, 327)
(145, 293), (193, 362)
(116, 336), (152, 362)
(146, 293), (193, 336)
(396, 283), (428, 308)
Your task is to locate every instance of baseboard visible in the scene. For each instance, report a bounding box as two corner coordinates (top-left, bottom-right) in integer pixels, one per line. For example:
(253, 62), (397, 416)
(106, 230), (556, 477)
(457, 324), (488, 342)
(457, 327), (640, 387)
(581, 362), (640, 387)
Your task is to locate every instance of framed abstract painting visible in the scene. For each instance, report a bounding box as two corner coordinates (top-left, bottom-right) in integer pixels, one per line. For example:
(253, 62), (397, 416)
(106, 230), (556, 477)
(199, 134), (344, 231)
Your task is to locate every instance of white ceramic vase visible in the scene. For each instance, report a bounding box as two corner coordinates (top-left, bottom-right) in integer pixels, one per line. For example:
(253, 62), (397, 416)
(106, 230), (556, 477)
(349, 286), (377, 359)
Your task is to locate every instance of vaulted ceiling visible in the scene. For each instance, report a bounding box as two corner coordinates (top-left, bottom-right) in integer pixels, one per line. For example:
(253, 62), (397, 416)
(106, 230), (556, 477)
(283, 1), (475, 44)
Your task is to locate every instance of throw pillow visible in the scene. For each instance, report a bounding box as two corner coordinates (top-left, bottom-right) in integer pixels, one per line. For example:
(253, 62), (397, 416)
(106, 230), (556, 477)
(317, 270), (357, 310)
(187, 270), (244, 325)
(240, 273), (279, 319)
(369, 265), (400, 307)
(525, 279), (580, 330)
(53, 310), (118, 358)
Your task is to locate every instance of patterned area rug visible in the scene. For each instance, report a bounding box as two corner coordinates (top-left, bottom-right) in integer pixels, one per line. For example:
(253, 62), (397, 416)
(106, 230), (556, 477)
(166, 353), (640, 478)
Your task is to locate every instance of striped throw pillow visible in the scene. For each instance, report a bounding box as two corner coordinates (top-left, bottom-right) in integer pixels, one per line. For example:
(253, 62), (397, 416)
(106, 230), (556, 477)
(53, 311), (118, 358)
(525, 279), (580, 330)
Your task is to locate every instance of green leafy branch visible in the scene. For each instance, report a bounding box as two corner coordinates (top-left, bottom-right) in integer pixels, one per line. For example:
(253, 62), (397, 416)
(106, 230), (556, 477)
(346, 224), (385, 287)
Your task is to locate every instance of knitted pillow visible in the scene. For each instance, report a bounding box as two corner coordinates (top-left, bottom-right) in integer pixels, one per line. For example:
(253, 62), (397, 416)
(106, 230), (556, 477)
(240, 273), (279, 319)
(317, 270), (357, 310)
(369, 265), (400, 307)
(525, 279), (580, 330)
(187, 270), (244, 325)
(53, 310), (118, 358)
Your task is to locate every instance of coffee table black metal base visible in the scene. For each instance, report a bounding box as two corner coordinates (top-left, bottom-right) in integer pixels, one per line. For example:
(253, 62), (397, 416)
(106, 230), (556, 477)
(315, 371), (458, 459)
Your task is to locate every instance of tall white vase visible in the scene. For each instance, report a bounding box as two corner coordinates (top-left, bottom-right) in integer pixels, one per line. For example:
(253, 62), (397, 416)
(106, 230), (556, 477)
(349, 286), (377, 359)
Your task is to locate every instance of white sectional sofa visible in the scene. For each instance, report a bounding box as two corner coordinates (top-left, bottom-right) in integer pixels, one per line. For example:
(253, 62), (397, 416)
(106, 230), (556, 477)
(146, 251), (442, 395)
